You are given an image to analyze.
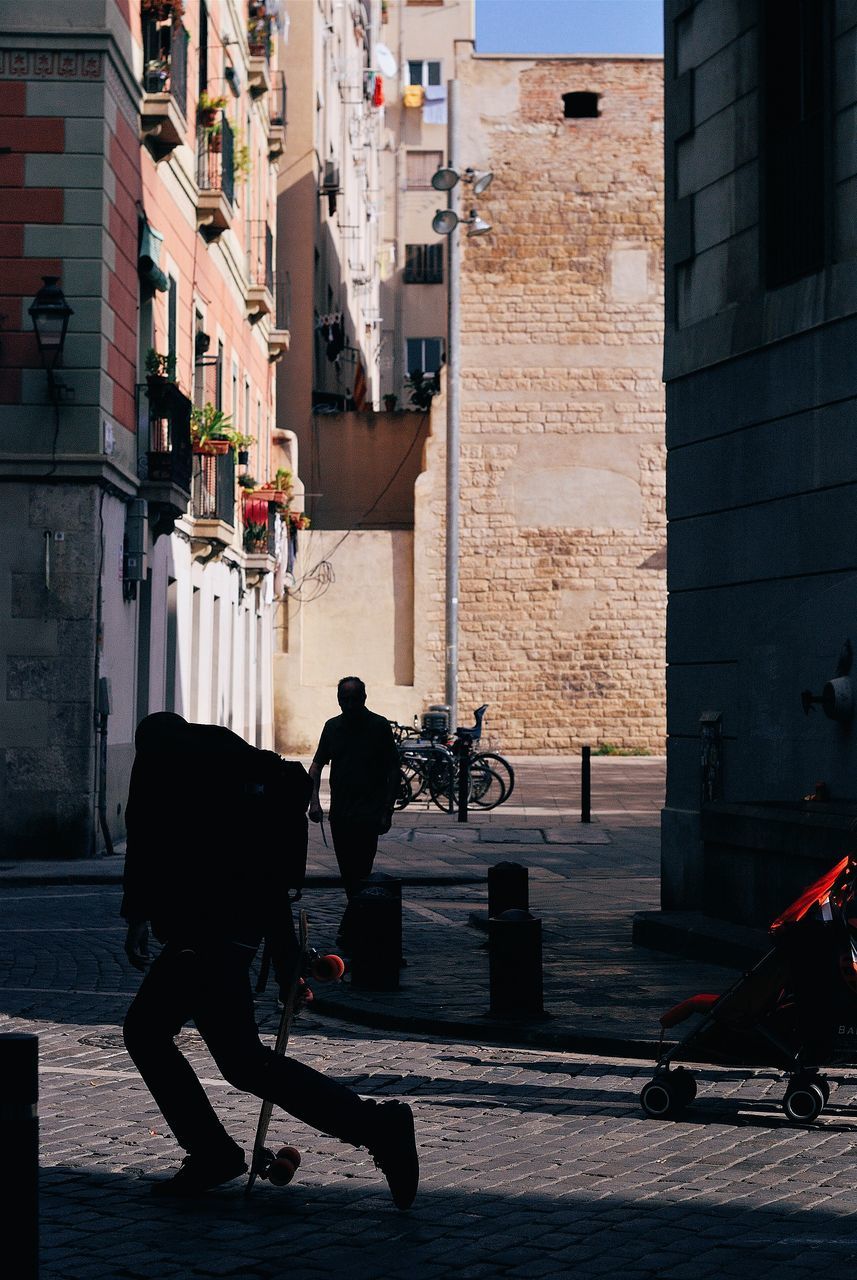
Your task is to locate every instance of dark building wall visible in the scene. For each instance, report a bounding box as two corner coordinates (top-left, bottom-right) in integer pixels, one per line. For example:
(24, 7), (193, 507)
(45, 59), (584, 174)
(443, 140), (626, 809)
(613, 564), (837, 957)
(663, 0), (857, 921)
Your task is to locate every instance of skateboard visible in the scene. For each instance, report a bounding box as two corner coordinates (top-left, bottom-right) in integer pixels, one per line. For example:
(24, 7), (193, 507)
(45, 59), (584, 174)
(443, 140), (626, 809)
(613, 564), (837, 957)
(246, 909), (345, 1194)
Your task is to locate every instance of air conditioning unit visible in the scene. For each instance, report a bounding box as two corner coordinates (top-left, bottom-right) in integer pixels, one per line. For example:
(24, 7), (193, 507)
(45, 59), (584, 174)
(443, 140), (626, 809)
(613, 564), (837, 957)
(321, 161), (340, 192)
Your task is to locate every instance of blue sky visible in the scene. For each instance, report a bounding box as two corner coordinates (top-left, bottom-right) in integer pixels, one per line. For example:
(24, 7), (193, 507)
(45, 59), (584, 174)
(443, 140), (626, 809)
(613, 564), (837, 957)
(475, 0), (664, 56)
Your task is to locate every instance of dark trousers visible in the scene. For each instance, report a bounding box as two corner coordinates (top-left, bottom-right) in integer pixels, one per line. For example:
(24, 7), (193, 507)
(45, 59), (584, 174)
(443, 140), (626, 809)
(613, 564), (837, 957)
(123, 940), (367, 1157)
(329, 817), (379, 947)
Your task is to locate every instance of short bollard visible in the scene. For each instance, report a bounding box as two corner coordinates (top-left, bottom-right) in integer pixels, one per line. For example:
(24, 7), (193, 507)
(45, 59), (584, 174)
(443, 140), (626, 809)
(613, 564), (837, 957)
(488, 862), (529, 918)
(488, 909), (544, 1019)
(1, 1033), (38, 1280)
(350, 875), (402, 992)
(581, 744), (591, 824)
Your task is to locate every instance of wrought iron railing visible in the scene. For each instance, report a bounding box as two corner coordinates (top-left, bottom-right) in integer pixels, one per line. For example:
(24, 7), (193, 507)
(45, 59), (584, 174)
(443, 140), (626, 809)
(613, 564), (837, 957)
(270, 70), (287, 129)
(142, 16), (187, 117)
(197, 112), (234, 206)
(273, 272), (291, 330)
(248, 222), (274, 292)
(137, 382), (192, 491)
(192, 449), (235, 523)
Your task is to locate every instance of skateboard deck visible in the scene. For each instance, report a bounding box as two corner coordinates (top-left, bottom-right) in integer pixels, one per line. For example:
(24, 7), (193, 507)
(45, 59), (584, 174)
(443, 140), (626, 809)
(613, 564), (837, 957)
(246, 910), (344, 1193)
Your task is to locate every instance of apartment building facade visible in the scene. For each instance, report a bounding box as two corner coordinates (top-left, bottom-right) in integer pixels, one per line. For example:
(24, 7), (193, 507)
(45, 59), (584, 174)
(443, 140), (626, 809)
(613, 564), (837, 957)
(0, 0), (297, 856)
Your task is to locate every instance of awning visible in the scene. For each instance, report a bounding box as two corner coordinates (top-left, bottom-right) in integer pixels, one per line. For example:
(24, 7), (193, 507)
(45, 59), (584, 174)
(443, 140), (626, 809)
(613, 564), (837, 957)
(139, 222), (168, 293)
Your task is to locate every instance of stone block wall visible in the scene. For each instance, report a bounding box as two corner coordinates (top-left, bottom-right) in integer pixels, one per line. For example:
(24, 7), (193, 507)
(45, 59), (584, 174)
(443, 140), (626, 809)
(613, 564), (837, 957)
(413, 54), (666, 753)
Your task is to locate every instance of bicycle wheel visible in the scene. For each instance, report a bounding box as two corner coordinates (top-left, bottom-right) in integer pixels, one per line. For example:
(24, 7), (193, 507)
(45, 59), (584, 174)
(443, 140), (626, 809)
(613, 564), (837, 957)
(428, 755), (456, 813)
(467, 762), (507, 810)
(394, 760), (424, 810)
(472, 752), (515, 802)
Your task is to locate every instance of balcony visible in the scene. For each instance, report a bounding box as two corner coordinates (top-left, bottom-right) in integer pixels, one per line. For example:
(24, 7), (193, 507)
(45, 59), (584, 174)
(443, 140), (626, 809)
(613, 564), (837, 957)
(268, 70), (287, 160)
(190, 449), (235, 560)
(242, 494), (278, 582)
(268, 272), (291, 362)
(196, 114), (234, 239)
(140, 16), (188, 160)
(137, 380), (192, 536)
(246, 222), (274, 320)
(247, 3), (272, 98)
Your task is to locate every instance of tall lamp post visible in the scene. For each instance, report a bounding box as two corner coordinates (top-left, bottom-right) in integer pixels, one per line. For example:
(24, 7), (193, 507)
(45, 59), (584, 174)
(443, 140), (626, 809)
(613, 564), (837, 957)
(431, 80), (492, 732)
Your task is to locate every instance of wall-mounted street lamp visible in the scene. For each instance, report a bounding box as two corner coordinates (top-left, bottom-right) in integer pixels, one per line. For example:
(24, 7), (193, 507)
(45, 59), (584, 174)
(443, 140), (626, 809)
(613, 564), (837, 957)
(431, 83), (494, 730)
(28, 275), (73, 397)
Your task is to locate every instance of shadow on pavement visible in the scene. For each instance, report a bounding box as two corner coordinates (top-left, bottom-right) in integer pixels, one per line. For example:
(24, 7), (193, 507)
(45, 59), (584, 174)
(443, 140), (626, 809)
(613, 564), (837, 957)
(39, 1165), (857, 1279)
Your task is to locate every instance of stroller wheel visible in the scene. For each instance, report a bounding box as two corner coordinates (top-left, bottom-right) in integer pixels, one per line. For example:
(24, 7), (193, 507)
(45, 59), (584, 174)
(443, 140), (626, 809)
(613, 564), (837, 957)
(671, 1067), (697, 1105)
(782, 1075), (826, 1124)
(640, 1072), (688, 1119)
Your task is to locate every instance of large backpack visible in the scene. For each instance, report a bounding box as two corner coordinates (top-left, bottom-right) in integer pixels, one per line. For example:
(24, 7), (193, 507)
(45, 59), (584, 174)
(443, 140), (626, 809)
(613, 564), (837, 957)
(250, 751), (312, 895)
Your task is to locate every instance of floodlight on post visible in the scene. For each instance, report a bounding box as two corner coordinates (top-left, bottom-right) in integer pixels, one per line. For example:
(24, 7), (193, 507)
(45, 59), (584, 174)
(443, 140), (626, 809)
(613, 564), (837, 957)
(432, 208), (460, 235)
(466, 210), (492, 237)
(431, 166), (459, 192)
(466, 168), (493, 195)
(429, 86), (495, 732)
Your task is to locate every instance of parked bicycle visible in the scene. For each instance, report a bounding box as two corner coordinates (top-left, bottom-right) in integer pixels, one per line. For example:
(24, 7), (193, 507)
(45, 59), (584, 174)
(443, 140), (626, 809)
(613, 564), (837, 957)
(390, 705), (515, 812)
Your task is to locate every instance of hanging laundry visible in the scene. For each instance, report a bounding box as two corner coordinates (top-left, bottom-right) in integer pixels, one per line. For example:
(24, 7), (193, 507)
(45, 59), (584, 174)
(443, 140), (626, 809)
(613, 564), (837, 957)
(372, 75), (384, 108)
(422, 84), (447, 125)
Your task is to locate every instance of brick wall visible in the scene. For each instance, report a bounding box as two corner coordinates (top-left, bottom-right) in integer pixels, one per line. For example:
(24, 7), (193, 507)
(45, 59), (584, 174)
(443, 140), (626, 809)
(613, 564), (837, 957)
(415, 55), (666, 753)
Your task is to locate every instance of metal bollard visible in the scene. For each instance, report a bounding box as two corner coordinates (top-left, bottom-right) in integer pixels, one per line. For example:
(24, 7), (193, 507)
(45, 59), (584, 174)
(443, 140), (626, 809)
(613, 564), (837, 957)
(488, 862), (529, 918)
(1, 1033), (38, 1280)
(350, 874), (402, 992)
(581, 744), (591, 823)
(488, 909), (544, 1019)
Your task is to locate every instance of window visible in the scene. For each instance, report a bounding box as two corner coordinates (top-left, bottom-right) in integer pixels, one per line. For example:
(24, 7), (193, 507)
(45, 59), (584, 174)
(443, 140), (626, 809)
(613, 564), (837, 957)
(198, 1), (208, 97)
(404, 243), (443, 284)
(406, 150), (443, 189)
(406, 337), (444, 375)
(762, 0), (830, 288)
(563, 91), (599, 119)
(407, 59), (442, 87)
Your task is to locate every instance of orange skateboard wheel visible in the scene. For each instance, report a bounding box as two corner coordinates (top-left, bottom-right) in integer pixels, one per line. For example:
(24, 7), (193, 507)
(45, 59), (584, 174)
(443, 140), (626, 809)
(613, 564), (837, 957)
(267, 1145), (301, 1187)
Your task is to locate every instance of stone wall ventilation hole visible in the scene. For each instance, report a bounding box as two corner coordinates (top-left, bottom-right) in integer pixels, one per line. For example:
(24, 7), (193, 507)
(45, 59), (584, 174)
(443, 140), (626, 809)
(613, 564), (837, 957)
(563, 91), (600, 119)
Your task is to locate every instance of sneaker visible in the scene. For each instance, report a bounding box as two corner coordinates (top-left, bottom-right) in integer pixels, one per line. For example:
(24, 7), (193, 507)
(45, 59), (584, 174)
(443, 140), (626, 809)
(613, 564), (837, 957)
(151, 1146), (247, 1197)
(367, 1100), (419, 1210)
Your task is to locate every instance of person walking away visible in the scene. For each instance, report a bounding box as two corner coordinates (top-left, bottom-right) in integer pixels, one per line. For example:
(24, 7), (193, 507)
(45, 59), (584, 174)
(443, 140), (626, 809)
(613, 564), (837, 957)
(308, 677), (399, 952)
(121, 711), (418, 1205)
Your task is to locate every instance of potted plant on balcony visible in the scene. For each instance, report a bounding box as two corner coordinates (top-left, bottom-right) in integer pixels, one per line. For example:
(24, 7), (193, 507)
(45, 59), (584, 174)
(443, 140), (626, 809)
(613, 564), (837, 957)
(190, 403), (233, 455)
(145, 348), (177, 396)
(248, 3), (271, 56)
(243, 520), (269, 553)
(206, 120), (222, 153)
(144, 56), (169, 93)
(198, 91), (227, 128)
(238, 473), (258, 491)
(232, 131), (251, 184)
(142, 0), (185, 21)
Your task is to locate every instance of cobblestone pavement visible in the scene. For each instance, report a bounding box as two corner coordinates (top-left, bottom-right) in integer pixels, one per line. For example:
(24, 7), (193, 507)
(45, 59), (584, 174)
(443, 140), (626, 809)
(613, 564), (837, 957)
(4, 760), (857, 1278)
(3, 885), (857, 1279)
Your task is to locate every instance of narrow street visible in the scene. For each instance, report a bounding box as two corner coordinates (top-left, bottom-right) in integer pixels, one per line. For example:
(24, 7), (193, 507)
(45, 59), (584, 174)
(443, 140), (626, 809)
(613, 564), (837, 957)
(2, 761), (856, 1279)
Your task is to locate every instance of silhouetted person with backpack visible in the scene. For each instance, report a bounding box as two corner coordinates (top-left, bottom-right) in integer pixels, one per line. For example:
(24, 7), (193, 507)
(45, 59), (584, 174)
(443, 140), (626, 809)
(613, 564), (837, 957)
(308, 678), (399, 952)
(121, 712), (418, 1205)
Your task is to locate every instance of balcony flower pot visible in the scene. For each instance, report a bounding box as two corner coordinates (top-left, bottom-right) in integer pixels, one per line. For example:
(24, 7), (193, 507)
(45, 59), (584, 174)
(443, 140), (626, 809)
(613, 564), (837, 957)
(192, 437), (230, 456)
(143, 0), (185, 21)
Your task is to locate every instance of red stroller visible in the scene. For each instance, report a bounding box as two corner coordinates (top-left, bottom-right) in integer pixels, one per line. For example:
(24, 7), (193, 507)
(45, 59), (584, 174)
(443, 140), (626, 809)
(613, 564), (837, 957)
(640, 854), (857, 1124)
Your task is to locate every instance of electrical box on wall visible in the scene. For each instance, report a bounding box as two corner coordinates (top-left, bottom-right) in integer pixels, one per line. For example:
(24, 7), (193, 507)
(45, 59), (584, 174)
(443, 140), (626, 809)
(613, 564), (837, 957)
(124, 499), (147, 581)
